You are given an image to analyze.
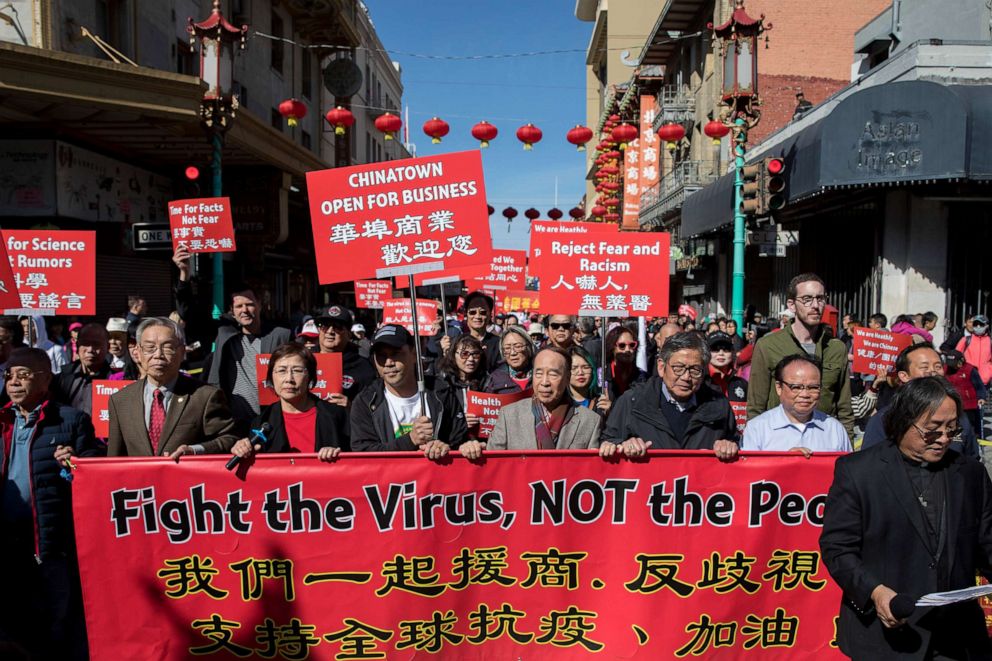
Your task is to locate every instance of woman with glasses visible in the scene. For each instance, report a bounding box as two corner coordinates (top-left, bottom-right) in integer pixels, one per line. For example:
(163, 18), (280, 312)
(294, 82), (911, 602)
(230, 343), (349, 462)
(568, 346), (609, 415)
(602, 324), (648, 407)
(433, 335), (488, 429)
(483, 326), (534, 394)
(821, 377), (992, 660)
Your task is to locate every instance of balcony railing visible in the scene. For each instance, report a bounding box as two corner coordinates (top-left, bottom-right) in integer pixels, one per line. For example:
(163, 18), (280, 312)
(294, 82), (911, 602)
(639, 160), (717, 227)
(653, 84), (695, 132)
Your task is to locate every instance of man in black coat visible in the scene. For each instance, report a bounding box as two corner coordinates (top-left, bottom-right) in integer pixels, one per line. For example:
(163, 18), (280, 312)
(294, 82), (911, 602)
(821, 377), (992, 660)
(600, 332), (739, 461)
(315, 305), (376, 407)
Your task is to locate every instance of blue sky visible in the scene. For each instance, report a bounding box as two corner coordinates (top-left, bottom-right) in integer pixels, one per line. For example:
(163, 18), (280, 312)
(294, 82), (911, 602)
(369, 1), (590, 251)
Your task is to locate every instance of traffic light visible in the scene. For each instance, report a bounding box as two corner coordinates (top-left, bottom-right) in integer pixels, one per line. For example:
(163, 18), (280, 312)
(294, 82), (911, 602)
(763, 157), (787, 213)
(182, 165), (203, 197)
(740, 162), (762, 214)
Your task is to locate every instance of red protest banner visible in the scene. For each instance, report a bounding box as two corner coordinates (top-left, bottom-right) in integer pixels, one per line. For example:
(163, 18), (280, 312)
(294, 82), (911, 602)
(495, 289), (541, 315)
(0, 238), (20, 311)
(382, 299), (438, 336)
(73, 452), (845, 660)
(306, 150), (492, 283)
(91, 379), (134, 438)
(168, 197), (237, 253)
(465, 389), (532, 438)
(529, 230), (670, 317)
(465, 249), (527, 290)
(2, 230), (96, 314)
(354, 279), (393, 309)
(256, 352), (344, 406)
(731, 401), (748, 434)
(852, 327), (913, 375)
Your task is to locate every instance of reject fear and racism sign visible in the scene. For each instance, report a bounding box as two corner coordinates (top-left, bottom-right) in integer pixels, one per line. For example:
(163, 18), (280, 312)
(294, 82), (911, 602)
(2, 230), (96, 315)
(306, 151), (493, 283)
(529, 222), (669, 317)
(168, 197), (237, 253)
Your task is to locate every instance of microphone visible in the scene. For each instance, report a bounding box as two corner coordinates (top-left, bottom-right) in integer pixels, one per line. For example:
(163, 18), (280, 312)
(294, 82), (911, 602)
(890, 593), (916, 620)
(225, 423), (273, 471)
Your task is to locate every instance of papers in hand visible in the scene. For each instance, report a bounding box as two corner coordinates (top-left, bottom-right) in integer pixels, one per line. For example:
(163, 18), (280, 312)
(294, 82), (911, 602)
(916, 583), (992, 607)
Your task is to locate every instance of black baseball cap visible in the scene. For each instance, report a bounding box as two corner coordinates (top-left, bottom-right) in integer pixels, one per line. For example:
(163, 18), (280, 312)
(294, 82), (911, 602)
(372, 324), (413, 349)
(707, 331), (735, 350)
(315, 305), (354, 327)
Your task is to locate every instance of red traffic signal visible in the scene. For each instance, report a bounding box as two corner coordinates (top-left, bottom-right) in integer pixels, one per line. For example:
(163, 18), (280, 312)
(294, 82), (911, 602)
(766, 157), (785, 175)
(185, 166), (200, 180)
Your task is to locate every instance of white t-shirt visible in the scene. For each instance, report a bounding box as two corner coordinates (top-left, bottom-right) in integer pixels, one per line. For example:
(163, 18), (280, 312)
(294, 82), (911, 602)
(384, 390), (423, 439)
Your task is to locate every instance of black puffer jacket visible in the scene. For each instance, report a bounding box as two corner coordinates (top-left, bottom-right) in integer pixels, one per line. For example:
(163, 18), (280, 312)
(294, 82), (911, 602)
(0, 400), (102, 560)
(350, 376), (468, 451)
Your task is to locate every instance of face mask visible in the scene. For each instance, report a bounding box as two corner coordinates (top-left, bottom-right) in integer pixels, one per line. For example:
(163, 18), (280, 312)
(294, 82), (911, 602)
(975, 325), (988, 336)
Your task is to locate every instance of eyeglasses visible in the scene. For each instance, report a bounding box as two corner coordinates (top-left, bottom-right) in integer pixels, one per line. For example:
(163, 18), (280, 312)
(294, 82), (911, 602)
(571, 364), (593, 374)
(793, 295), (828, 307)
(457, 350), (482, 359)
(912, 422), (962, 444)
(139, 343), (178, 357)
(778, 381), (822, 393)
(549, 323), (573, 330)
(3, 369), (39, 382)
(615, 341), (638, 350)
(466, 308), (489, 317)
(272, 367), (309, 378)
(668, 364), (704, 378)
(502, 343), (528, 354)
(317, 321), (347, 332)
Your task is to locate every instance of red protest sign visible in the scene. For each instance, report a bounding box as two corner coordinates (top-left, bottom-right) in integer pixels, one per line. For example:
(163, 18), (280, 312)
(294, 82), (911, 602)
(529, 229), (670, 317)
(306, 150), (492, 283)
(852, 327), (913, 375)
(496, 289), (541, 315)
(731, 401), (748, 434)
(73, 453), (845, 660)
(466, 389), (531, 438)
(354, 280), (393, 309)
(2, 230), (96, 314)
(256, 352), (344, 406)
(168, 197), (237, 253)
(91, 379), (134, 438)
(382, 299), (438, 336)
(0, 238), (20, 311)
(464, 249), (527, 290)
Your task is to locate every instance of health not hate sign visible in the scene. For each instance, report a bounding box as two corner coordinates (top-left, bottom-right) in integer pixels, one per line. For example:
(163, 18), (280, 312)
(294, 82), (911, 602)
(2, 230), (96, 315)
(306, 150), (493, 284)
(168, 197), (237, 253)
(529, 223), (670, 317)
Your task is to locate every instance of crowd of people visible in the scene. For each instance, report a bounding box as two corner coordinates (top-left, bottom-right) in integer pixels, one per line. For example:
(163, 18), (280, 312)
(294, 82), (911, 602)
(3, 257), (992, 659)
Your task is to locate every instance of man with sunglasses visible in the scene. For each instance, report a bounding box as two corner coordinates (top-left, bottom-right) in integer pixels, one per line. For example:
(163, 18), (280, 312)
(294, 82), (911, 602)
(746, 272), (854, 438)
(315, 305), (376, 407)
(545, 314), (577, 351)
(600, 332), (739, 461)
(743, 355), (851, 454)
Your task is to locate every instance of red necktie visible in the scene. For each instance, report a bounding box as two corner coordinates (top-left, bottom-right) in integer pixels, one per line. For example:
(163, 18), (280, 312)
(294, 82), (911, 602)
(149, 389), (166, 455)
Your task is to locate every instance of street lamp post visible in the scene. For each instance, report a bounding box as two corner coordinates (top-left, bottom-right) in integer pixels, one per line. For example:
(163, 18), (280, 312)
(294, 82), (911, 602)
(709, 0), (770, 328)
(188, 0), (247, 320)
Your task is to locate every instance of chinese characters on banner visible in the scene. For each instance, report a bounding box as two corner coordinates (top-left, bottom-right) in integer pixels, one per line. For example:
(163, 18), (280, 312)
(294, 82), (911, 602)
(306, 151), (492, 283)
(529, 223), (669, 317)
(2, 230), (96, 314)
(382, 299), (439, 336)
(637, 95), (661, 205)
(0, 238), (20, 310)
(496, 289), (541, 315)
(90, 380), (134, 438)
(256, 353), (344, 407)
(465, 389), (531, 438)
(354, 280), (393, 310)
(168, 197), (237, 253)
(72, 453), (846, 660)
(731, 401), (748, 434)
(464, 249), (527, 291)
(852, 327), (913, 375)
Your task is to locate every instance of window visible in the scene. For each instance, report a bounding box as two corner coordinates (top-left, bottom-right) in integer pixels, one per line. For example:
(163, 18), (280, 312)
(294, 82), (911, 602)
(271, 108), (283, 131)
(96, 0), (132, 58)
(233, 81), (248, 110)
(301, 52), (312, 99)
(176, 39), (195, 75)
(302, 131), (312, 150)
(270, 11), (284, 73)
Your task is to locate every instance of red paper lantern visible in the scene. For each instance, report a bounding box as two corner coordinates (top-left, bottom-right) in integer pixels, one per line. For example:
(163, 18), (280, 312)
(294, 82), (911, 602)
(374, 112), (402, 141)
(602, 181), (619, 192)
(524, 208), (540, 221)
(658, 122), (687, 150)
(594, 170), (610, 181)
(569, 207), (585, 219)
(600, 165), (619, 176)
(603, 197), (620, 207)
(324, 106), (354, 135)
(703, 119), (731, 145)
(566, 125), (593, 151)
(278, 98), (307, 127)
(487, 204), (495, 215)
(516, 123), (543, 150)
(608, 114), (620, 122)
(590, 205), (607, 218)
(606, 150), (621, 160)
(547, 208), (563, 220)
(604, 212), (621, 222)
(471, 121), (499, 148)
(423, 116), (450, 144)
(611, 123), (638, 150)
(502, 207), (518, 220)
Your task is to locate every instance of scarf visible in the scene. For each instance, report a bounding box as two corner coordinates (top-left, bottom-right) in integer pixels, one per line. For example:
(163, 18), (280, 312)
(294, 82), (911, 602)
(532, 398), (574, 450)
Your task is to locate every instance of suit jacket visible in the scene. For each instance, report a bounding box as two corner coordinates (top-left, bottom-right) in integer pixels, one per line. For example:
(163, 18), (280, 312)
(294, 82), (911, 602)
(107, 374), (239, 456)
(820, 442), (992, 660)
(487, 399), (601, 450)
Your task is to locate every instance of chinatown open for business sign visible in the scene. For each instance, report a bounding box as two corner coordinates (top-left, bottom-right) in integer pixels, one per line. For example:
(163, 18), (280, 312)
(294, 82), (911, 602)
(73, 452), (845, 659)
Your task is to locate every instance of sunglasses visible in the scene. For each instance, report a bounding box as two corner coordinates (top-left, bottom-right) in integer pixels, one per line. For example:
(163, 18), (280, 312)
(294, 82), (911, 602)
(549, 323), (573, 330)
(615, 341), (638, 350)
(466, 308), (489, 317)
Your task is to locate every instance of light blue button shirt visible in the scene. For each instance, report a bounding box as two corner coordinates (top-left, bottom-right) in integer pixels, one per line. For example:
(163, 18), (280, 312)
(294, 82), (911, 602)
(742, 404), (852, 452)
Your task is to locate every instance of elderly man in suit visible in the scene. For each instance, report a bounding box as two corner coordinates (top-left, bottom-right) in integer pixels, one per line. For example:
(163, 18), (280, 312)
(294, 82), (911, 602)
(107, 317), (238, 459)
(470, 347), (601, 454)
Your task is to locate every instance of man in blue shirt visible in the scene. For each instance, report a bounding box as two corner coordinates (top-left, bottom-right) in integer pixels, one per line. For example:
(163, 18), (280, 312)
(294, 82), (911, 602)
(743, 354), (852, 455)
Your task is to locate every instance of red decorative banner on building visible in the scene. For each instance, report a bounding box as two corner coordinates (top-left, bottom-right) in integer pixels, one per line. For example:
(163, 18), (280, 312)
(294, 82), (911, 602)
(495, 289), (541, 315)
(354, 279), (394, 309)
(637, 94), (662, 205)
(72, 452), (845, 660)
(852, 327), (913, 375)
(382, 299), (439, 336)
(529, 229), (670, 317)
(256, 352), (344, 407)
(306, 150), (492, 284)
(91, 379), (134, 438)
(2, 230), (96, 314)
(168, 197), (238, 253)
(465, 389), (532, 438)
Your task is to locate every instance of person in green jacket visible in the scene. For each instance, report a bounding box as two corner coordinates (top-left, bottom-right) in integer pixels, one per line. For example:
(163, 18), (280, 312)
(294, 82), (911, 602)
(746, 273), (855, 437)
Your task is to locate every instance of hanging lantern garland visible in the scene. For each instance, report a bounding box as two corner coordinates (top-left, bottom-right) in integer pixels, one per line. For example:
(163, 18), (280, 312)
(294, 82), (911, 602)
(547, 208), (563, 220)
(471, 121), (499, 148)
(423, 116), (450, 144)
(324, 106), (354, 135)
(374, 112), (402, 141)
(568, 207), (585, 219)
(278, 98), (307, 127)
